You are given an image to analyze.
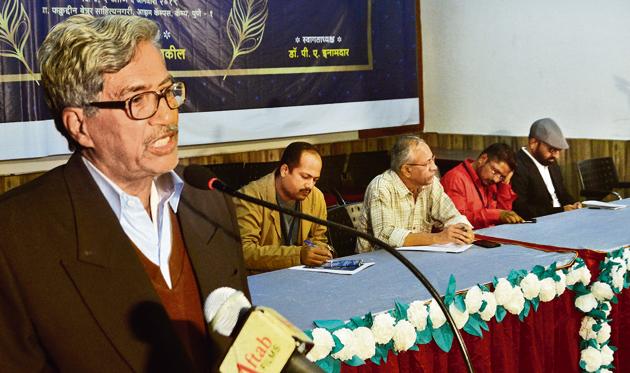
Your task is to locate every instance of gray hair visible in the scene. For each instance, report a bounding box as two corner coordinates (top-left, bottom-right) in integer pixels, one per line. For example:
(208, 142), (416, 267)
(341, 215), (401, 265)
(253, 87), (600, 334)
(390, 135), (426, 171)
(38, 15), (160, 150)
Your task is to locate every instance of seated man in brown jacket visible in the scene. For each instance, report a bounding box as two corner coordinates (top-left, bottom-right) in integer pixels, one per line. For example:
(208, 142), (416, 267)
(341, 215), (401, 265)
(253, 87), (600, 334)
(234, 142), (332, 273)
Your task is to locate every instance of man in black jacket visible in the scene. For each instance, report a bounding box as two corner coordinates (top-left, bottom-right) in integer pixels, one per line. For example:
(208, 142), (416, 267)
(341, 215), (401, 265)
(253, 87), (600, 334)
(512, 118), (582, 219)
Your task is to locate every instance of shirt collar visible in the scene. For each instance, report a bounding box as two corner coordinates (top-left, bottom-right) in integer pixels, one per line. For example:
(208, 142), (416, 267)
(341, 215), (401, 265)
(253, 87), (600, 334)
(82, 157), (183, 219)
(522, 146), (548, 170)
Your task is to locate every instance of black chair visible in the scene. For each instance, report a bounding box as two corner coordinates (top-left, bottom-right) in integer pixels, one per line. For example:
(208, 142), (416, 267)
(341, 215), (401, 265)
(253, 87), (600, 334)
(242, 161), (277, 186)
(338, 151), (390, 203)
(318, 154), (348, 205)
(577, 157), (630, 200)
(326, 202), (363, 258)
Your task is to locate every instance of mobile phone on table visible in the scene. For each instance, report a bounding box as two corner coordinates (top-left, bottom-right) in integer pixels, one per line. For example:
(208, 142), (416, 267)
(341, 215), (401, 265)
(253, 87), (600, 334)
(473, 240), (501, 248)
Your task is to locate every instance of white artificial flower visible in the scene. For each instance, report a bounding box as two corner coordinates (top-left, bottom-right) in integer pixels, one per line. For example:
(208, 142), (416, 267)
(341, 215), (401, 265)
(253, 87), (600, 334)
(591, 282), (614, 301)
(565, 266), (581, 286)
(464, 286), (483, 314)
(494, 278), (513, 306)
(580, 346), (603, 372)
(331, 328), (357, 362)
(407, 301), (429, 331)
(306, 328), (335, 362)
(611, 266), (625, 290)
(575, 293), (598, 313)
(578, 316), (597, 341)
(579, 266), (592, 286)
(601, 301), (612, 317)
(596, 323), (611, 344)
(429, 299), (447, 329)
(539, 278), (557, 302)
(555, 271), (567, 296)
(392, 320), (416, 352)
(479, 291), (497, 321)
(520, 273), (542, 300)
(448, 303), (469, 329)
(504, 286), (525, 315)
(601, 369), (612, 373)
(371, 313), (396, 344)
(352, 327), (376, 360)
(601, 344), (614, 366)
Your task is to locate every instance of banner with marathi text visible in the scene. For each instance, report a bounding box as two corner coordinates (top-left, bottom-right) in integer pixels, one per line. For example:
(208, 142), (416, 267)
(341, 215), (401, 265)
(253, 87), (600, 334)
(0, 0), (419, 160)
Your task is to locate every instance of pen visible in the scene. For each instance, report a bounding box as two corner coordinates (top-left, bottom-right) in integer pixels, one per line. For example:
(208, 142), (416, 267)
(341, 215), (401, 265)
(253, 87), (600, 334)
(304, 239), (336, 255)
(522, 218), (537, 223)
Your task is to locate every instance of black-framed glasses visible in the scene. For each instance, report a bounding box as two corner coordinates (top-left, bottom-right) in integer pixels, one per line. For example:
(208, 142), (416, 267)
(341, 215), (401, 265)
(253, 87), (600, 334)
(406, 154), (436, 168)
(88, 81), (186, 120)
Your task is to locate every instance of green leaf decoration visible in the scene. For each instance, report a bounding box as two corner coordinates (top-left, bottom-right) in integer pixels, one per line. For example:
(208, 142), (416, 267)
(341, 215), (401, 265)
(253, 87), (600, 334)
(304, 329), (313, 340)
(314, 319), (346, 331)
(611, 295), (619, 304)
(531, 265), (545, 277)
(409, 344), (420, 351)
(519, 301), (530, 321)
(0, 0), (37, 82)
(479, 284), (490, 292)
(349, 316), (365, 329)
(463, 316), (483, 337)
(416, 328), (433, 345)
(531, 297), (540, 312)
(394, 300), (410, 320)
(592, 323), (602, 332)
(432, 324), (454, 352)
(588, 309), (607, 320)
(571, 282), (590, 296)
(454, 294), (466, 313)
(579, 360), (587, 370)
(224, 0), (269, 80)
(496, 305), (507, 323)
(445, 274), (456, 305)
(479, 299), (488, 313)
(316, 356), (341, 373)
(344, 355), (365, 367)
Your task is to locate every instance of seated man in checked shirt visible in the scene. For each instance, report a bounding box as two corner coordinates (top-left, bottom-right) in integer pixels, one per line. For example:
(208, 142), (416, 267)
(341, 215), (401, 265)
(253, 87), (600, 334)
(356, 135), (474, 252)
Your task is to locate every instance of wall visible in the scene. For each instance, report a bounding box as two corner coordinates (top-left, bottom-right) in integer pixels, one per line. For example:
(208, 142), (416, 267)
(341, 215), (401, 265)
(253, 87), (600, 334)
(421, 0), (630, 140)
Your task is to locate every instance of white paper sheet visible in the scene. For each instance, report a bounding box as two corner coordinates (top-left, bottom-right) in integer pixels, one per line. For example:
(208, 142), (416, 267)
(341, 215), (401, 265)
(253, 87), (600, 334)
(583, 200), (627, 210)
(397, 243), (472, 253)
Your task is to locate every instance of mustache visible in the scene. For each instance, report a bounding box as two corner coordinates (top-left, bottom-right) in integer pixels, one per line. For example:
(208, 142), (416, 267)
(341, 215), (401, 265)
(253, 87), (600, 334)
(145, 124), (178, 145)
(299, 188), (312, 194)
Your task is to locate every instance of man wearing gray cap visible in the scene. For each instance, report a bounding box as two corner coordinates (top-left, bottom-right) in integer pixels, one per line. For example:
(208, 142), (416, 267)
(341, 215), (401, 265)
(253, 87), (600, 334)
(511, 118), (581, 219)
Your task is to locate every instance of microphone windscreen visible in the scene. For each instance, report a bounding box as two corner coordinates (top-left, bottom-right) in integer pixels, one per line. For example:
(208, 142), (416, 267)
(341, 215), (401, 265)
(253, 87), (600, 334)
(204, 287), (238, 324)
(184, 164), (216, 190)
(211, 291), (252, 336)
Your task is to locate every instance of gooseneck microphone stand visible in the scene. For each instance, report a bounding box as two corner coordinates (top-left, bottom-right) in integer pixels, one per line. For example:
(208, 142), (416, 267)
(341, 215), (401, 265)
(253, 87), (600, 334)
(184, 165), (474, 373)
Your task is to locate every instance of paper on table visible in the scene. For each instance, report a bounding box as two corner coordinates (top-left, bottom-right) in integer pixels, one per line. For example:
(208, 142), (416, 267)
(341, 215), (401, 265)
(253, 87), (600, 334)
(582, 200), (627, 210)
(397, 243), (472, 253)
(289, 262), (375, 275)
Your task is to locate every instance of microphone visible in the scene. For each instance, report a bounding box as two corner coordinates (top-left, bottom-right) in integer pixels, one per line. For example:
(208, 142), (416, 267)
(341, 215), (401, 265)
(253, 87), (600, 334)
(204, 287), (320, 373)
(184, 164), (474, 373)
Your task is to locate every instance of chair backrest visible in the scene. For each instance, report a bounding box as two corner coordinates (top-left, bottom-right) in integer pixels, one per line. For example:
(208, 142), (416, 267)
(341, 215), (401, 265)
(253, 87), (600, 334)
(577, 157), (619, 199)
(326, 203), (362, 257)
(344, 202), (363, 229)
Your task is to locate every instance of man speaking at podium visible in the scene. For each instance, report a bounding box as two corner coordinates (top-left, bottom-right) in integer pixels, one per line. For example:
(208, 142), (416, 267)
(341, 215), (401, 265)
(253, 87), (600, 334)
(0, 15), (248, 372)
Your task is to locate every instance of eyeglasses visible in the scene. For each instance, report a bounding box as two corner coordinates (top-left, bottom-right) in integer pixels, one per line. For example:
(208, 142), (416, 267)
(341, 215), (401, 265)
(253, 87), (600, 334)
(487, 163), (509, 181)
(88, 81), (186, 120)
(405, 154), (436, 168)
(541, 141), (561, 154)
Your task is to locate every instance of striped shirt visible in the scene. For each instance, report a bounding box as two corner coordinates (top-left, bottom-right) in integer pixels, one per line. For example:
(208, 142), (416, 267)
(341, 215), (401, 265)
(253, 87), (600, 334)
(357, 170), (470, 252)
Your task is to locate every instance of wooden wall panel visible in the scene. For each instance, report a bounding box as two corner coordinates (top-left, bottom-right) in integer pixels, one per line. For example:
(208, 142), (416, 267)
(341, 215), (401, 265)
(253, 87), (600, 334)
(1, 133), (627, 201)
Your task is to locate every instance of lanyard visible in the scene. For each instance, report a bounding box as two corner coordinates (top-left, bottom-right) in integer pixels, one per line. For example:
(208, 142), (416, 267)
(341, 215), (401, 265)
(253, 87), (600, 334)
(279, 201), (300, 245)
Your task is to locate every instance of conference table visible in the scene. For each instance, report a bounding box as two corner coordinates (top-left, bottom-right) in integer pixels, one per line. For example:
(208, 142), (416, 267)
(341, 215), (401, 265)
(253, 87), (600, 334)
(248, 199), (630, 372)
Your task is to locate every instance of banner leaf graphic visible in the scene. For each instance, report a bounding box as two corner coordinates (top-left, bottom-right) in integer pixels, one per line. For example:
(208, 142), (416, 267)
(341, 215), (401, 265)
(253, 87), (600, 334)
(0, 0), (36, 83)
(224, 0), (269, 80)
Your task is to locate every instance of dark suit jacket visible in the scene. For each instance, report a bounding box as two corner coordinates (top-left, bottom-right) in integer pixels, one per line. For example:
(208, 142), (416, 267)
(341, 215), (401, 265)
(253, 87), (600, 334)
(512, 148), (576, 219)
(0, 153), (249, 372)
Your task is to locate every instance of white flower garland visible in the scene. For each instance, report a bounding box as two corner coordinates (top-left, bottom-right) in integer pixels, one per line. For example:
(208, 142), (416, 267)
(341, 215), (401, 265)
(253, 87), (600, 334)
(571, 247), (630, 373)
(305, 248), (629, 373)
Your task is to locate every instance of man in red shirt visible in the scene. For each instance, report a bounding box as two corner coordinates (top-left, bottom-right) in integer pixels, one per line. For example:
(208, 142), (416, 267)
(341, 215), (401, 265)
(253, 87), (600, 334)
(441, 143), (524, 229)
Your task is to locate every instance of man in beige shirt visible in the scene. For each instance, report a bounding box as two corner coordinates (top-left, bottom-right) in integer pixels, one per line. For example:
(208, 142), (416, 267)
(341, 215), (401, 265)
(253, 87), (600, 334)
(357, 136), (474, 252)
(234, 142), (332, 273)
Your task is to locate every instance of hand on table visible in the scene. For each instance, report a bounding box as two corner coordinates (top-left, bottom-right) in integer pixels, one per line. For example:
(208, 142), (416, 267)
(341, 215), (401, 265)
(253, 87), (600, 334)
(435, 223), (474, 245)
(300, 244), (333, 267)
(499, 210), (525, 224)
